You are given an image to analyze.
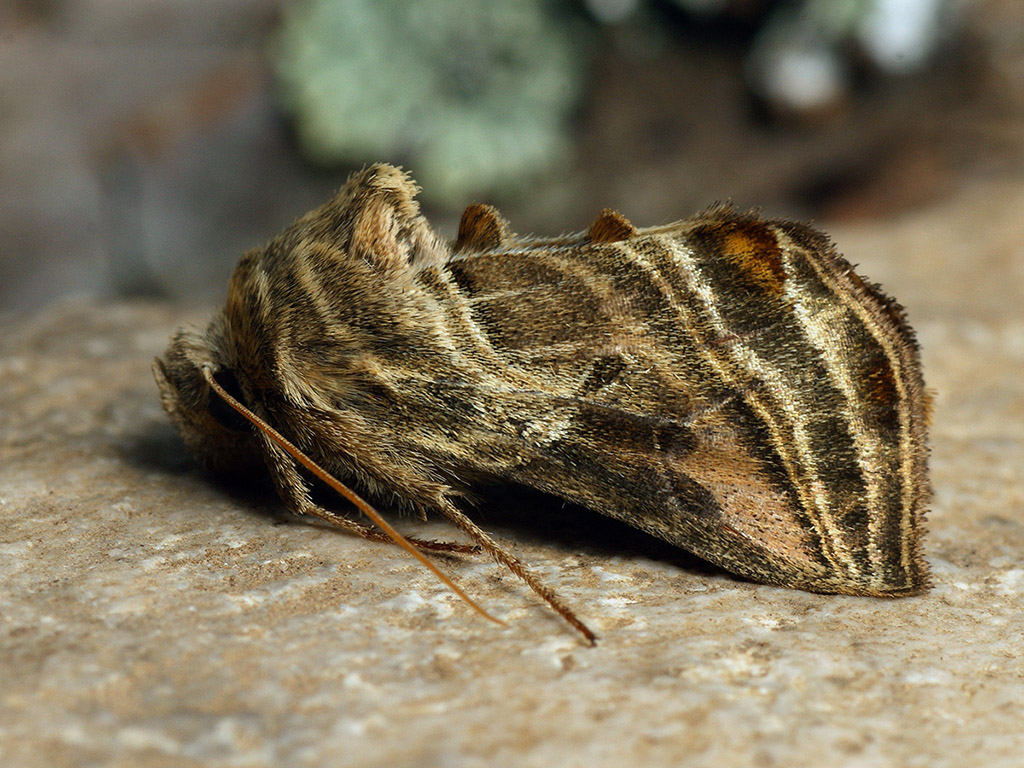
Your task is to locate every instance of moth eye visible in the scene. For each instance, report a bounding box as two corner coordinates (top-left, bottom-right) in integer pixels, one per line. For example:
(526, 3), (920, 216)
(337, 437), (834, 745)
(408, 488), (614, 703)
(208, 369), (251, 433)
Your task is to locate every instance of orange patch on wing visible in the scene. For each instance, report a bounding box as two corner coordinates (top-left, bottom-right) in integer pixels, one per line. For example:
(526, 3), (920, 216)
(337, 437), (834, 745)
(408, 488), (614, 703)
(719, 221), (787, 295)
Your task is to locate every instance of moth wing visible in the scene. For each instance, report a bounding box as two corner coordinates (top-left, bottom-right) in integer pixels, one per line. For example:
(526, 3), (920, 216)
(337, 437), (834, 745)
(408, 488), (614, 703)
(417, 209), (926, 596)
(486, 384), (846, 594)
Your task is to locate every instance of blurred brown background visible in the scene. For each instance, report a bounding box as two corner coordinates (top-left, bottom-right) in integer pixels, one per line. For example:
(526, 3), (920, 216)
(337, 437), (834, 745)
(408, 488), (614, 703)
(3, 0), (1022, 313)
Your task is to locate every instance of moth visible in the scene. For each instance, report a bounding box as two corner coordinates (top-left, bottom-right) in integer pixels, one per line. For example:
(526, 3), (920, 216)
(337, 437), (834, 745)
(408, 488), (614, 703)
(154, 163), (930, 644)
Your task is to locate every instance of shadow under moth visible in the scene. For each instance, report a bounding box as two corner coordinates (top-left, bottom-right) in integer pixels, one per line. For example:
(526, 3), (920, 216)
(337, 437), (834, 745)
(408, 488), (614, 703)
(154, 164), (930, 644)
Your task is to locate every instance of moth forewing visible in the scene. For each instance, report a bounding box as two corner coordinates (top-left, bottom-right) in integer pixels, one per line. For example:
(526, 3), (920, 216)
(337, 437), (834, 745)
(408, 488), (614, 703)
(156, 163), (929, 643)
(405, 204), (929, 595)
(436, 211), (929, 597)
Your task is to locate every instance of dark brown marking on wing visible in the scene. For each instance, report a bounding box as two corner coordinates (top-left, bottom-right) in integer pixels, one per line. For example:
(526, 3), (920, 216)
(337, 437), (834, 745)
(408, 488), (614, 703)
(654, 419), (698, 456)
(446, 253), (562, 296)
(859, 351), (901, 429)
(575, 401), (677, 449)
(587, 208), (638, 244)
(594, 244), (675, 324)
(471, 282), (609, 351)
(660, 470), (723, 521)
(580, 355), (628, 394)
(601, 238), (713, 352)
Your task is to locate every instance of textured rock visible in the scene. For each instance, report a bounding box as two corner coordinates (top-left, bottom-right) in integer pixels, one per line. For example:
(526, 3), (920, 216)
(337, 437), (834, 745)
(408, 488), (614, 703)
(2, 181), (1024, 767)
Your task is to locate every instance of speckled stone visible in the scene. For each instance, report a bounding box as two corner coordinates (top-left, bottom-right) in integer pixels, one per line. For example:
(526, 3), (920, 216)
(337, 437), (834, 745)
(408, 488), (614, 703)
(2, 181), (1024, 767)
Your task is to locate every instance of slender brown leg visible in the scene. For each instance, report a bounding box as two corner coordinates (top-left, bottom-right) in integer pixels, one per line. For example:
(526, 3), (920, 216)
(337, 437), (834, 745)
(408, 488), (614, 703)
(263, 435), (479, 553)
(436, 499), (598, 645)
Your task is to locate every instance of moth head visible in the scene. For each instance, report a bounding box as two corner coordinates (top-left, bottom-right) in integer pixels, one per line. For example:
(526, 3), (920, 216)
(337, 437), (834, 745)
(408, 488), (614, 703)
(153, 319), (263, 477)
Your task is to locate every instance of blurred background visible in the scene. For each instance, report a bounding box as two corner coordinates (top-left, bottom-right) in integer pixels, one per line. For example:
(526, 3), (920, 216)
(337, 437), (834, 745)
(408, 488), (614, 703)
(1, 0), (1022, 312)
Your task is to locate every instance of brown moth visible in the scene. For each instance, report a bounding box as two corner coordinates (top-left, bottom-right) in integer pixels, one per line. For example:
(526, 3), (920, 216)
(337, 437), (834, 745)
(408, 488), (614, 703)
(154, 163), (930, 643)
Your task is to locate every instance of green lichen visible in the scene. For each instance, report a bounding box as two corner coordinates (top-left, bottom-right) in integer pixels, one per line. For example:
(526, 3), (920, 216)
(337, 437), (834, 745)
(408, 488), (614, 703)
(272, 0), (587, 205)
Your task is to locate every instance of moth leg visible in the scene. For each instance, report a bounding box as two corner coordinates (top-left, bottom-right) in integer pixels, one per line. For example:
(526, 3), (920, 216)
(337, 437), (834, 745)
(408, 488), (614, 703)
(261, 437), (480, 554)
(303, 501), (480, 554)
(436, 499), (598, 645)
(255, 429), (592, 640)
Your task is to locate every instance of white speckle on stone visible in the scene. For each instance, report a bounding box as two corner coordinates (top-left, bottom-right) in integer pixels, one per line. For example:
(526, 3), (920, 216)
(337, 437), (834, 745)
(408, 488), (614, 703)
(117, 725), (181, 754)
(382, 590), (429, 613)
(0, 540), (33, 557)
(0, 356), (28, 375)
(140, 555), (166, 571)
(994, 568), (1024, 595)
(519, 636), (578, 668)
(592, 565), (630, 583)
(228, 592), (265, 609)
(342, 672), (367, 689)
(57, 721), (89, 746)
(597, 596), (636, 622)
(332, 714), (387, 738)
(903, 667), (953, 686)
(112, 501), (135, 516)
(107, 594), (151, 616)
(753, 614), (783, 630)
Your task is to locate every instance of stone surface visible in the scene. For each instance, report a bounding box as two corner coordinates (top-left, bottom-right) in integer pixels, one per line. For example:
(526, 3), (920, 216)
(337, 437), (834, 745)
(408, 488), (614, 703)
(2, 180), (1024, 767)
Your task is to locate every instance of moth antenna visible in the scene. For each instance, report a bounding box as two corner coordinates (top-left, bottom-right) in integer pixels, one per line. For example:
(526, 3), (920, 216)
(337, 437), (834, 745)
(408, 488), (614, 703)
(202, 366), (504, 628)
